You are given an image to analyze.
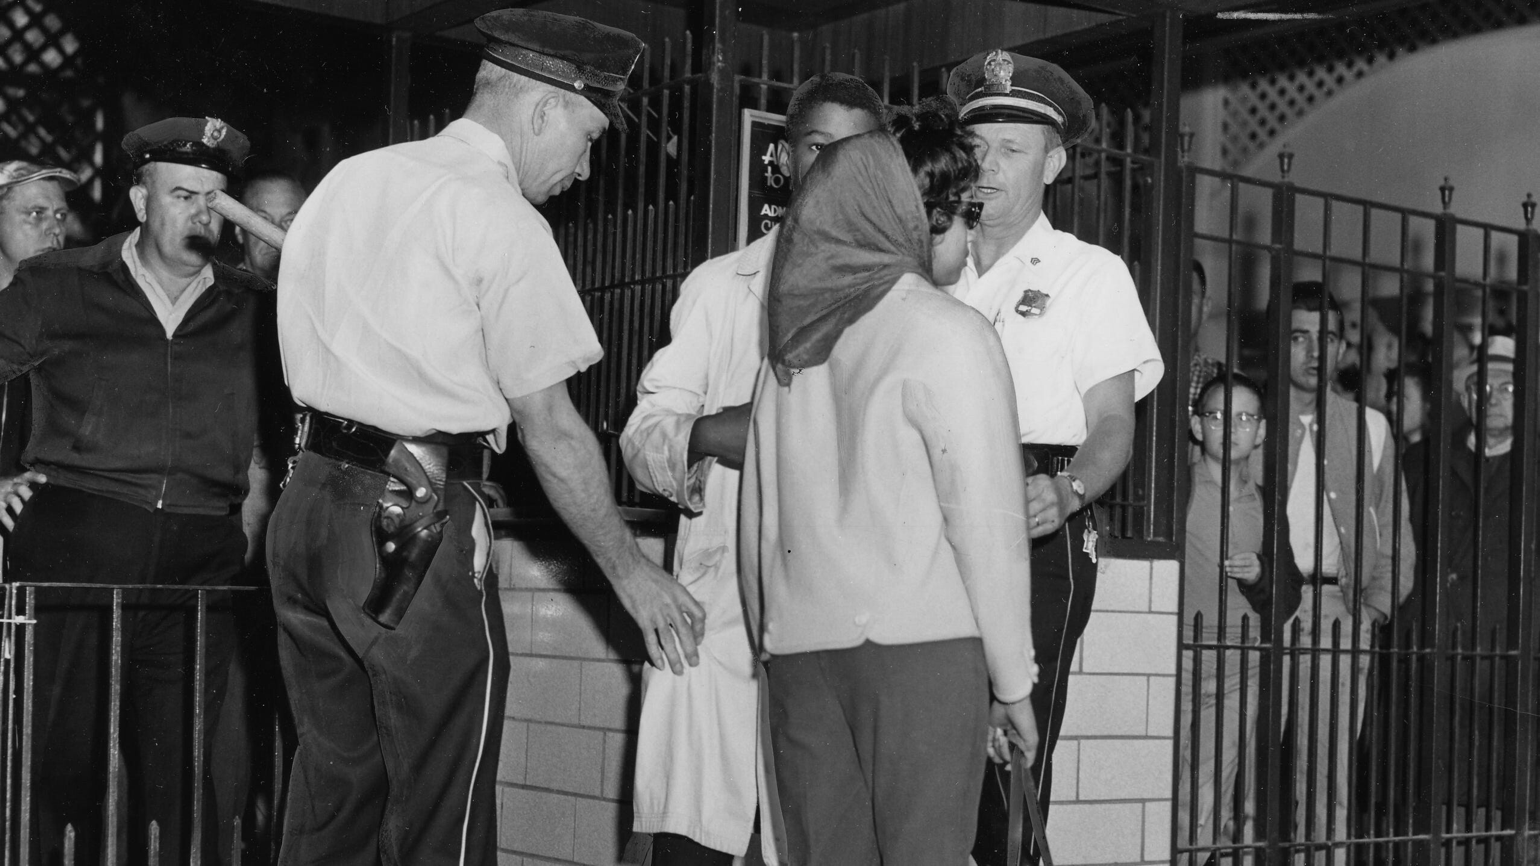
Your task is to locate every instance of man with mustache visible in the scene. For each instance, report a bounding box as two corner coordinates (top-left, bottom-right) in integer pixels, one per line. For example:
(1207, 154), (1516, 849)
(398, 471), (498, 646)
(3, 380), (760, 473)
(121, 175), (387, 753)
(0, 117), (267, 866)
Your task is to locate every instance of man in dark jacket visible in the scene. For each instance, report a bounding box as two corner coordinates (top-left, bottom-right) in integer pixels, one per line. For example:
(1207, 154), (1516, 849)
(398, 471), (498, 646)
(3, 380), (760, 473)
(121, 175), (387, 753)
(1402, 334), (1523, 822)
(0, 117), (268, 866)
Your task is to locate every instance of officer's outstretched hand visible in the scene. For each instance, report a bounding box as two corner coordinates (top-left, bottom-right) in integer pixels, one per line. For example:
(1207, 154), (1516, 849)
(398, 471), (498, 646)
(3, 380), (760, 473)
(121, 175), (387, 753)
(1025, 474), (1076, 539)
(0, 470), (46, 532)
(612, 559), (707, 675)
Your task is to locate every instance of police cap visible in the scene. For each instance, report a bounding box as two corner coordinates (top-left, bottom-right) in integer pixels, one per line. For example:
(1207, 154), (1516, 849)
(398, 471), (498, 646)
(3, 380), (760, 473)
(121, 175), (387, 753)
(947, 50), (1095, 147)
(122, 117), (250, 178)
(475, 9), (644, 132)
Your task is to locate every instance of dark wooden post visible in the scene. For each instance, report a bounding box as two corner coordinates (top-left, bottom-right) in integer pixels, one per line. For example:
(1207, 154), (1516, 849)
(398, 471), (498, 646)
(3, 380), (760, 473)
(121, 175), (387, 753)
(387, 30), (412, 145)
(691, 0), (739, 261)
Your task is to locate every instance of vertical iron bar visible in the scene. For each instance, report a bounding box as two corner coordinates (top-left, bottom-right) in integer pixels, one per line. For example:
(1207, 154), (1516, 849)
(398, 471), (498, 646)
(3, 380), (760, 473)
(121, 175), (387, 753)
(190, 590), (207, 866)
(1148, 8), (1184, 553)
(693, 1), (738, 261)
(1501, 218), (1540, 865)
(1413, 205), (1459, 866)
(1262, 173), (1299, 866)
(107, 588), (122, 866)
(386, 31), (411, 145)
(18, 589), (35, 866)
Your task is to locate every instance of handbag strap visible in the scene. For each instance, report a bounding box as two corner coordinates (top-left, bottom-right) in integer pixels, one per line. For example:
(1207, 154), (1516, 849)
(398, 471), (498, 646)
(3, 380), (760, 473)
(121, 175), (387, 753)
(1007, 747), (1054, 866)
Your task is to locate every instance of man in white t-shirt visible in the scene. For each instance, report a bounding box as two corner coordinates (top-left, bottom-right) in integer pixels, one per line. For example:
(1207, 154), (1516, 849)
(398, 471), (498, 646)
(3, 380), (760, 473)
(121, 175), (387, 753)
(1278, 280), (1413, 864)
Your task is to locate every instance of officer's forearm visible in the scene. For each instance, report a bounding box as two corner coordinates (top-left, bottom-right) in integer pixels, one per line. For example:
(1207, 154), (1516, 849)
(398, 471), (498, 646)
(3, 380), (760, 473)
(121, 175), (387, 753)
(511, 386), (647, 582)
(1066, 371), (1136, 502)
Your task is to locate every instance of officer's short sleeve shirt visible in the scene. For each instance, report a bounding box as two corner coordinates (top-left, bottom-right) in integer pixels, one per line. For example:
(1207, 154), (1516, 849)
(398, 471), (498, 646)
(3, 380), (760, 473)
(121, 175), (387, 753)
(950, 214), (1164, 446)
(277, 119), (602, 451)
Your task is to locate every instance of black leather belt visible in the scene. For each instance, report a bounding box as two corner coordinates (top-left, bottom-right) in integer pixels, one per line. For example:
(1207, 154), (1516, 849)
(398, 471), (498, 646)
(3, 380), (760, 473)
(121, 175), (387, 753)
(1021, 443), (1077, 477)
(1307, 573), (1341, 586)
(299, 412), (487, 482)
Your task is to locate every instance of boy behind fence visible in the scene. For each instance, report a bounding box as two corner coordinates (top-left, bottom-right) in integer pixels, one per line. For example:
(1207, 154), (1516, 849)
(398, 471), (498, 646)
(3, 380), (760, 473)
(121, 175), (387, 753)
(1178, 373), (1303, 863)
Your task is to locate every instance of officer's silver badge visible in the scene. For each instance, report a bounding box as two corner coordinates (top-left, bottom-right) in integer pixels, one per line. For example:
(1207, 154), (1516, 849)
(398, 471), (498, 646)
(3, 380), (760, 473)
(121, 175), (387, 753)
(1015, 288), (1051, 317)
(202, 117), (228, 148)
(982, 49), (1014, 95)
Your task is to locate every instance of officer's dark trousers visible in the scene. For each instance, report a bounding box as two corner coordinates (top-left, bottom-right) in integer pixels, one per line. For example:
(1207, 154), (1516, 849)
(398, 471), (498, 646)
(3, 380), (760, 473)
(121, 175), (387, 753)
(973, 508), (1099, 866)
(268, 452), (507, 866)
(6, 484), (240, 866)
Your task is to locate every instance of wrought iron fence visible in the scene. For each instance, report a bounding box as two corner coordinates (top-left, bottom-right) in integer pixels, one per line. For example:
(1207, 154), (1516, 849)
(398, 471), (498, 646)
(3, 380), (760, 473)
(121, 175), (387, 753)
(1174, 151), (1540, 864)
(0, 582), (285, 866)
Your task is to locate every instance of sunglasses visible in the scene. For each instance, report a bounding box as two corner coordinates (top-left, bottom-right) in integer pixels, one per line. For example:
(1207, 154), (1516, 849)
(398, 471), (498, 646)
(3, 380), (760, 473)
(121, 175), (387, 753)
(927, 199), (984, 232)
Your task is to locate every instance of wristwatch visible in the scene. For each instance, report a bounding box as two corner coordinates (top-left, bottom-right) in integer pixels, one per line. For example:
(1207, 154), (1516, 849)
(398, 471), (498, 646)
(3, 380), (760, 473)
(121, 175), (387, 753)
(1057, 472), (1087, 510)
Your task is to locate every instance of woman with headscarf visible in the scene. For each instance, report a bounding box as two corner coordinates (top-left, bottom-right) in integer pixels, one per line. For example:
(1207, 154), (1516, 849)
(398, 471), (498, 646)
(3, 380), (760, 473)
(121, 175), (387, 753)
(737, 100), (1039, 865)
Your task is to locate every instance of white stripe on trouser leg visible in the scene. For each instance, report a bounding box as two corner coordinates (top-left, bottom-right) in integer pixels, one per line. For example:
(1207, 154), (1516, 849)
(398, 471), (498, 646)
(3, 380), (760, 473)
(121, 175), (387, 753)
(1037, 519), (1078, 804)
(459, 483), (496, 866)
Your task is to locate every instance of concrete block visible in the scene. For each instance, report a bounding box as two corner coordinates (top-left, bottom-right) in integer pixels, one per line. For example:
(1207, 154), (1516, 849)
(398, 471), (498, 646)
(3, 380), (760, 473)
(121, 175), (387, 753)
(526, 723), (604, 796)
(1145, 800), (1172, 863)
(498, 719), (528, 784)
(508, 656), (582, 724)
(502, 590), (534, 654)
(497, 853), (521, 866)
(503, 786), (575, 861)
(1080, 612), (1179, 675)
(1147, 675), (1176, 737)
(602, 732), (637, 799)
(574, 798), (628, 866)
(532, 591), (611, 658)
(1049, 740), (1079, 802)
(1078, 738), (1173, 801)
(581, 661), (641, 731)
(1060, 675), (1149, 737)
(1070, 637), (1083, 673)
(1094, 558), (1152, 611)
(1150, 560), (1180, 613)
(1046, 802), (1145, 864)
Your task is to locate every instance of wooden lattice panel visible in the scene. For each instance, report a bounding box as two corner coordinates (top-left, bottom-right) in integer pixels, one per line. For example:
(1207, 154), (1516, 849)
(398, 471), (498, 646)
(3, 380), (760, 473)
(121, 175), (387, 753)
(0, 0), (104, 200)
(1220, 0), (1540, 170)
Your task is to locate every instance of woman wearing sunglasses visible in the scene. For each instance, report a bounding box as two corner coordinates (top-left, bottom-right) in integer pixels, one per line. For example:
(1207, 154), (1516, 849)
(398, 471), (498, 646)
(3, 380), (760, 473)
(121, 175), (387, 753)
(738, 98), (1038, 865)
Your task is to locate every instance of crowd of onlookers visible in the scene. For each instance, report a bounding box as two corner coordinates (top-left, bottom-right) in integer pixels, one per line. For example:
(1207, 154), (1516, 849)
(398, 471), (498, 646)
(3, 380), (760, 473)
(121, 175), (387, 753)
(1181, 258), (1531, 863)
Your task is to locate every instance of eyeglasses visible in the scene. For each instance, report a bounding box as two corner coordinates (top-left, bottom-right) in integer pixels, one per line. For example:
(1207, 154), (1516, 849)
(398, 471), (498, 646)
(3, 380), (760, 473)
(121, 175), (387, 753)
(1466, 380), (1517, 401)
(1198, 410), (1262, 430)
(926, 199), (984, 232)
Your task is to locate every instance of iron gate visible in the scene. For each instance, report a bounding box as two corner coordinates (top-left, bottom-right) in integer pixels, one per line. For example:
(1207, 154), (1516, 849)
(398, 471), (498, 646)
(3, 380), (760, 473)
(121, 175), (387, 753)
(1174, 151), (1540, 864)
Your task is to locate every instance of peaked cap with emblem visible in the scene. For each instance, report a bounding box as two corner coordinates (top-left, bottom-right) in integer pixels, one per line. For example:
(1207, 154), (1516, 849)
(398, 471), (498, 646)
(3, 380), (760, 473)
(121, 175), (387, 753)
(947, 50), (1095, 147)
(122, 117), (251, 178)
(475, 9), (644, 132)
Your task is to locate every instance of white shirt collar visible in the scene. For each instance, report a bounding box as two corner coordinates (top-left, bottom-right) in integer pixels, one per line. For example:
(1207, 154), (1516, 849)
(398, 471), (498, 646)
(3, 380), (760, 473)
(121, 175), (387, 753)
(966, 211), (1056, 277)
(439, 118), (516, 185)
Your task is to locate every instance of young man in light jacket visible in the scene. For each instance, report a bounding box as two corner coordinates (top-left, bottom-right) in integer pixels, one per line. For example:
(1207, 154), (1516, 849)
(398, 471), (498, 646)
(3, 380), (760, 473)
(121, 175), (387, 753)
(618, 74), (886, 866)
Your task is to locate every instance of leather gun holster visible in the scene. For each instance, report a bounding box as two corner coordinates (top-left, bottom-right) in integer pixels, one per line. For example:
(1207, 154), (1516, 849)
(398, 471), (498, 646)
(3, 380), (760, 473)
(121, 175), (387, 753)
(364, 441), (451, 629)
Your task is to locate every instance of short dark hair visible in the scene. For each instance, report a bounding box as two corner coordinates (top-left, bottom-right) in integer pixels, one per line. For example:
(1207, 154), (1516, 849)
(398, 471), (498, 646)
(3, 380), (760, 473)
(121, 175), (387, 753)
(1385, 361), (1432, 405)
(785, 73), (886, 142)
(1194, 371), (1264, 414)
(1191, 259), (1208, 297)
(240, 170), (304, 198)
(1269, 280), (1343, 336)
(890, 96), (980, 235)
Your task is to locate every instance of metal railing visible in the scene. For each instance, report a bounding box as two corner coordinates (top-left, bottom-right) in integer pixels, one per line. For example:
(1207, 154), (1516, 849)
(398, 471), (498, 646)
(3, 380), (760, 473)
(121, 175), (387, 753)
(0, 582), (285, 866)
(1174, 148), (1540, 864)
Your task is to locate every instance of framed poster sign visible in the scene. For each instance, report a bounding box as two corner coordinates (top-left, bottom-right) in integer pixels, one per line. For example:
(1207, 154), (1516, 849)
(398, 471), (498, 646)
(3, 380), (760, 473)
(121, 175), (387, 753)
(737, 109), (791, 249)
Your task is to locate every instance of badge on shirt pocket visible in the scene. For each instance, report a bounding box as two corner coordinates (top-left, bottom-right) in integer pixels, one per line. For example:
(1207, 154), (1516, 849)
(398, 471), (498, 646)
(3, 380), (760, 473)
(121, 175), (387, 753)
(1015, 288), (1051, 318)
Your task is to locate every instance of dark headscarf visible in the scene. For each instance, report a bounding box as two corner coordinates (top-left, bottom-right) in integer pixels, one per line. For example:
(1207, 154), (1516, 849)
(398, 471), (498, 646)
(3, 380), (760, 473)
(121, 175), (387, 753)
(767, 130), (932, 386)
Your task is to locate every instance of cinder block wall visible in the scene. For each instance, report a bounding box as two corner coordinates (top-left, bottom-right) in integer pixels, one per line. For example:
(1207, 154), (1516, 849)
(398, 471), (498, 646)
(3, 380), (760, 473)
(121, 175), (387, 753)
(491, 529), (1179, 866)
(1047, 557), (1180, 866)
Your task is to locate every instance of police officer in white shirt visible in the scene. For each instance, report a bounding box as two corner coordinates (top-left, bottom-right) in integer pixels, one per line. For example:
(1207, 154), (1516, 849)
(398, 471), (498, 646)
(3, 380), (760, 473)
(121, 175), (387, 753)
(945, 50), (1164, 863)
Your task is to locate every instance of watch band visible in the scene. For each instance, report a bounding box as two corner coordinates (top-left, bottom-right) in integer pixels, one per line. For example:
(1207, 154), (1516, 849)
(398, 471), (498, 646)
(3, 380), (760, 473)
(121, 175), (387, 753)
(1057, 471), (1087, 509)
